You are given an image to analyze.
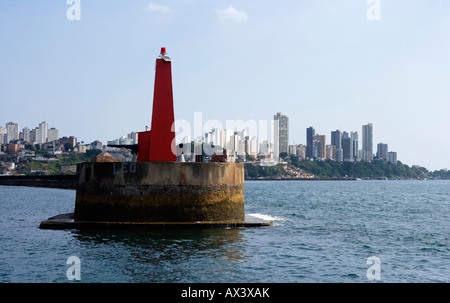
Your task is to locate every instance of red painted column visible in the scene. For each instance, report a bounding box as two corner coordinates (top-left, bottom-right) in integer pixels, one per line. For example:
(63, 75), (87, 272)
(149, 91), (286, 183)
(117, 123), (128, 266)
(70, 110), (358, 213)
(137, 48), (176, 162)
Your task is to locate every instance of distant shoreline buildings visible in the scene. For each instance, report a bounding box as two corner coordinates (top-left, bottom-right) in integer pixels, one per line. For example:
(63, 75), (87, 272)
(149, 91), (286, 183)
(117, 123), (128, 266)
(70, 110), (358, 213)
(0, 121), (90, 156)
(1, 121), (60, 146)
(0, 114), (398, 166)
(184, 113), (398, 165)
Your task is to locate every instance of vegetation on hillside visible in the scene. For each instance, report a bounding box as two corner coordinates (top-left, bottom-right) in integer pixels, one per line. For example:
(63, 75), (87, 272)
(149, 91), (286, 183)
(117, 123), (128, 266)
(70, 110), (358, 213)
(245, 154), (445, 180)
(14, 154), (90, 175)
(2, 149), (448, 179)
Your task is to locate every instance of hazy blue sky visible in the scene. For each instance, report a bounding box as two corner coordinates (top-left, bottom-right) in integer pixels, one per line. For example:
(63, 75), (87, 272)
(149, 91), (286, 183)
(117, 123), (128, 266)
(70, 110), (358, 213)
(1, 0), (449, 171)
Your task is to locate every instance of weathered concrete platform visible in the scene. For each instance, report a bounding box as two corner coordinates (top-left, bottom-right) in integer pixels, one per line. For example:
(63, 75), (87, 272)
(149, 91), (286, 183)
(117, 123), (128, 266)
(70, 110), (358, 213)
(38, 162), (274, 230)
(74, 162), (245, 223)
(39, 213), (273, 230)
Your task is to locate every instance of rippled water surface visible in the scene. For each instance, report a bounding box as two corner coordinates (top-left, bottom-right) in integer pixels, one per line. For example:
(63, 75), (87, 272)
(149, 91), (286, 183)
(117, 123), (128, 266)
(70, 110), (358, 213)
(0, 180), (449, 282)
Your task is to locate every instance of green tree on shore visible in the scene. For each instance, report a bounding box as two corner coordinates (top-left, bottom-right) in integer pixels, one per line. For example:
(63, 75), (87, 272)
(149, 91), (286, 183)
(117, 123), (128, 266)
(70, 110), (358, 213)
(245, 159), (431, 180)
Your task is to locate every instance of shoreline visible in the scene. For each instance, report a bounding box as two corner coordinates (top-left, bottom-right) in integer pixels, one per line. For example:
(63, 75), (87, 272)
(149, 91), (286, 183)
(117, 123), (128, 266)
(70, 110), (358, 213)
(0, 175), (443, 190)
(244, 177), (442, 181)
(245, 178), (358, 181)
(0, 174), (78, 189)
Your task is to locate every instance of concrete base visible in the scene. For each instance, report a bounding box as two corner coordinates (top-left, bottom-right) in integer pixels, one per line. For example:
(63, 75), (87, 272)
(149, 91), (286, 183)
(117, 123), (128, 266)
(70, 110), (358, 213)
(39, 162), (274, 230)
(74, 162), (245, 222)
(39, 213), (272, 230)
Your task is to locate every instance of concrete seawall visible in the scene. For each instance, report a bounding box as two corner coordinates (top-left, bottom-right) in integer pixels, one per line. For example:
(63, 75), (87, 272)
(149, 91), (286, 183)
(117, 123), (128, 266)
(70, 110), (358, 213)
(0, 175), (78, 189)
(74, 162), (245, 223)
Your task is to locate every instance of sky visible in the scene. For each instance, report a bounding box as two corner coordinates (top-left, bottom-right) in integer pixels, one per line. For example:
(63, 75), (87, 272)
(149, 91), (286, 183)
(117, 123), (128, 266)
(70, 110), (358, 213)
(0, 0), (449, 171)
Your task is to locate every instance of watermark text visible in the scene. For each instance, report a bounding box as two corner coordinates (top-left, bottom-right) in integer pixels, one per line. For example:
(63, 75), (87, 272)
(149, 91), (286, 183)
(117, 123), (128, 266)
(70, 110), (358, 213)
(66, 0), (81, 21)
(66, 256), (81, 280)
(366, 0), (381, 21)
(366, 256), (381, 280)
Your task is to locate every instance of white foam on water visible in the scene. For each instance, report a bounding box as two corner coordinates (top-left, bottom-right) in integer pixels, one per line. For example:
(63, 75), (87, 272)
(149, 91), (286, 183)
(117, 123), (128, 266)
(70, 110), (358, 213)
(247, 213), (289, 223)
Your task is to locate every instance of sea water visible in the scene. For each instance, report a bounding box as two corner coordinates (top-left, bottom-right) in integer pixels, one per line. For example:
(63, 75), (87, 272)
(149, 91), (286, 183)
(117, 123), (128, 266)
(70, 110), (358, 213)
(0, 180), (448, 283)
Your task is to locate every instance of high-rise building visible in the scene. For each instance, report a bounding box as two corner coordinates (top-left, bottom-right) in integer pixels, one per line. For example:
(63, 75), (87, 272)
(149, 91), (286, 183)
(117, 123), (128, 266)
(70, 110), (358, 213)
(128, 132), (138, 144)
(342, 131), (349, 139)
(341, 137), (353, 161)
(362, 123), (373, 162)
(274, 112), (289, 157)
(38, 121), (48, 144)
(231, 131), (245, 157)
(209, 128), (221, 147)
(306, 126), (315, 159)
(47, 127), (59, 142)
(313, 134), (326, 160)
(6, 122), (19, 143)
(350, 132), (359, 160)
(388, 151), (397, 164)
(208, 128), (234, 152)
(0, 126), (7, 144)
(377, 143), (388, 160)
(225, 129), (234, 155)
(326, 145), (336, 161)
(331, 130), (341, 149)
(288, 144), (296, 156)
(22, 127), (30, 143)
(248, 136), (259, 157)
(335, 148), (343, 162)
(30, 128), (38, 143)
(312, 139), (319, 159)
(296, 144), (306, 160)
(259, 140), (272, 156)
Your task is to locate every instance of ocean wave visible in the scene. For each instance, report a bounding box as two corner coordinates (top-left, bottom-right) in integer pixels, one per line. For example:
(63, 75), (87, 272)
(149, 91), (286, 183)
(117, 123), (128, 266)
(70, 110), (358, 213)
(247, 213), (289, 222)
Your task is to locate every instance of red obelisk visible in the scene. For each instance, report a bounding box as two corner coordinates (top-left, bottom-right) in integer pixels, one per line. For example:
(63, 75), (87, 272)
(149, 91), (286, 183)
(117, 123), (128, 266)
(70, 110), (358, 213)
(137, 47), (176, 162)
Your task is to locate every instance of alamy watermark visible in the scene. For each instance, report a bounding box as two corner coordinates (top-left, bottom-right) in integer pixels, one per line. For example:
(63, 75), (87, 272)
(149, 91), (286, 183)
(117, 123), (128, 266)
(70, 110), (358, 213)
(66, 0), (81, 21)
(63, 255), (381, 281)
(366, 256), (381, 281)
(173, 112), (280, 161)
(66, 256), (81, 281)
(366, 0), (381, 21)
(65, 1), (380, 22)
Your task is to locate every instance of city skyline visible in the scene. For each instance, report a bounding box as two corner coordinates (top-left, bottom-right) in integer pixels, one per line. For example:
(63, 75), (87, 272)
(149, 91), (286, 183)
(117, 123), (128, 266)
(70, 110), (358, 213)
(1, 1), (449, 171)
(0, 121), (59, 145)
(2, 116), (401, 167)
(0, 111), (426, 168)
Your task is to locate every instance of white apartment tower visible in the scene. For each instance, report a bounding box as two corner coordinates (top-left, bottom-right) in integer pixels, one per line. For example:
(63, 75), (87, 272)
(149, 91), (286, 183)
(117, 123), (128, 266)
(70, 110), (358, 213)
(38, 121), (48, 143)
(22, 127), (31, 143)
(6, 122), (19, 143)
(47, 127), (59, 142)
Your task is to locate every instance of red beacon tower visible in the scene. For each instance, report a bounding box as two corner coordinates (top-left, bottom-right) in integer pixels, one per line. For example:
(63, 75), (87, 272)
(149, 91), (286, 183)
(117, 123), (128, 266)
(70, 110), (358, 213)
(137, 47), (176, 162)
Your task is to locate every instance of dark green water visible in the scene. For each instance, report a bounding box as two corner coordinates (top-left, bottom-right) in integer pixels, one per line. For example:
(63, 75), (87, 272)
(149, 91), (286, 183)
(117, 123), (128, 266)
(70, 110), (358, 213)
(0, 180), (448, 282)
